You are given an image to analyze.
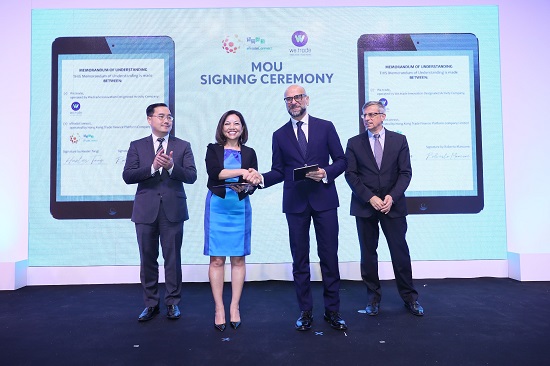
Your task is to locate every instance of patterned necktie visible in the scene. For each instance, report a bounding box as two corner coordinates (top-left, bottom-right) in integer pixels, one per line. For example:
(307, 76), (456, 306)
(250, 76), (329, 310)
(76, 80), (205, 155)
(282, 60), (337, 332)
(373, 134), (383, 169)
(155, 137), (165, 176)
(156, 137), (165, 154)
(296, 121), (307, 157)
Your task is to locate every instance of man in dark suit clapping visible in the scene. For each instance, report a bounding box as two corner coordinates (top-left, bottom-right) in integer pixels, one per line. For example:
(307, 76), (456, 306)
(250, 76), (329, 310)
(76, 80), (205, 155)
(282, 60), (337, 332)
(345, 100), (423, 317)
(123, 103), (197, 322)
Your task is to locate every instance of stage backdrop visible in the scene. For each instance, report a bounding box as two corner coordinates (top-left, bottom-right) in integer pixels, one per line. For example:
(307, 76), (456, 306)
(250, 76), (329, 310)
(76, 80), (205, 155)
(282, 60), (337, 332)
(29, 6), (505, 266)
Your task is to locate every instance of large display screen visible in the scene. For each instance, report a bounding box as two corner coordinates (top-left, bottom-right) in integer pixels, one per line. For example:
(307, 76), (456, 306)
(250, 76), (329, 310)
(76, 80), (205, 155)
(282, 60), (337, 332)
(51, 36), (175, 219)
(29, 6), (505, 266)
(358, 33), (483, 214)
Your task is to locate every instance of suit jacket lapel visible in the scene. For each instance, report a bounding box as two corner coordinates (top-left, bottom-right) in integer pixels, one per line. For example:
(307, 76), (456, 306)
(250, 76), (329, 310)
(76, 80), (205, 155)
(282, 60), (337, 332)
(306, 117), (319, 159)
(142, 135), (156, 166)
(167, 135), (178, 154)
(381, 130), (397, 168)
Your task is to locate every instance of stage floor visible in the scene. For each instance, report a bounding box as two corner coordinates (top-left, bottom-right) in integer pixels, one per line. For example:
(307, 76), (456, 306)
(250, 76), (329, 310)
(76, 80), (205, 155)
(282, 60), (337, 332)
(1, 278), (549, 365)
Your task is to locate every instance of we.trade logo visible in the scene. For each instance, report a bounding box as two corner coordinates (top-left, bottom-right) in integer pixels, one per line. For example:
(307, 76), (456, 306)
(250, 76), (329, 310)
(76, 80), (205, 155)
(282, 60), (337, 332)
(71, 101), (81, 111)
(289, 31), (311, 56)
(291, 31), (308, 47)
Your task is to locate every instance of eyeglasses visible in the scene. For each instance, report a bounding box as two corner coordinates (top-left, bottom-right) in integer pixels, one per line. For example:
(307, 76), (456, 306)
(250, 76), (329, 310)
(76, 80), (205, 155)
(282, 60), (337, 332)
(361, 112), (384, 119)
(151, 114), (174, 122)
(283, 94), (307, 103)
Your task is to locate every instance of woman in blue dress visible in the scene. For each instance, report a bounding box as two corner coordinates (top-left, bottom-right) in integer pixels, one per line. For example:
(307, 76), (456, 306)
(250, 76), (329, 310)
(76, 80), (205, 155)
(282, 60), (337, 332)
(204, 110), (260, 331)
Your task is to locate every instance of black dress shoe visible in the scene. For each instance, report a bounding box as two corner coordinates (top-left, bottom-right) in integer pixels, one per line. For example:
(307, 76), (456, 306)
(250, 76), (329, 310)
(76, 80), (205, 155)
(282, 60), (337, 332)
(138, 305), (160, 322)
(295, 310), (313, 331)
(230, 321), (241, 330)
(365, 302), (380, 316)
(166, 305), (181, 319)
(404, 301), (424, 316)
(324, 311), (348, 331)
(214, 323), (226, 332)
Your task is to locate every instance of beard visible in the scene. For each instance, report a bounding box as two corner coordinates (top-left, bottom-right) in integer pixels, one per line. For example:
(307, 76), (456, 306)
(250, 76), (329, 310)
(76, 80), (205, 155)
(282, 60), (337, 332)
(287, 105), (306, 119)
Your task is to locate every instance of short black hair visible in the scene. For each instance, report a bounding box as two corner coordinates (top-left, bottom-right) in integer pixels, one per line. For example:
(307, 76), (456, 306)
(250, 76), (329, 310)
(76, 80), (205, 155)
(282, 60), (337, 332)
(146, 103), (168, 116)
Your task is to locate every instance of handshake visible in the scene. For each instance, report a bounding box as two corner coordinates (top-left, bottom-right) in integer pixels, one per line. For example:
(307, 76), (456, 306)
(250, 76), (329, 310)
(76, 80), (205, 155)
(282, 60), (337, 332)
(242, 168), (262, 186)
(227, 168), (261, 194)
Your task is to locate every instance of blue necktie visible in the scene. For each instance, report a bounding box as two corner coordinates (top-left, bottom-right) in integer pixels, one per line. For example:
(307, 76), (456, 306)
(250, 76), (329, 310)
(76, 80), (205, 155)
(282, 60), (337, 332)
(296, 121), (307, 157)
(373, 134), (382, 169)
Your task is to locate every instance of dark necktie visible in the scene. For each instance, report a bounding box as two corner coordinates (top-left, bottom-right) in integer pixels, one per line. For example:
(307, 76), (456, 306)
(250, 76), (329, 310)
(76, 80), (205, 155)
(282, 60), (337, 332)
(373, 134), (383, 169)
(156, 137), (165, 154)
(296, 121), (307, 157)
(155, 138), (165, 177)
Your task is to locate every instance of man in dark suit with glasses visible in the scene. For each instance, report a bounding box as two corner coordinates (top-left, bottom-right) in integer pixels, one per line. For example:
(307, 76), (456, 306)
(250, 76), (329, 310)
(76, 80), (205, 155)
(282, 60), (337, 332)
(345, 100), (423, 318)
(123, 103), (197, 322)
(259, 85), (348, 331)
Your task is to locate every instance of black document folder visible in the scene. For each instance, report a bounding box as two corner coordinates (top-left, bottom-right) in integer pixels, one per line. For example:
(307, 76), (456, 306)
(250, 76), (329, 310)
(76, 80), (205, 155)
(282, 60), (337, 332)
(293, 164), (319, 181)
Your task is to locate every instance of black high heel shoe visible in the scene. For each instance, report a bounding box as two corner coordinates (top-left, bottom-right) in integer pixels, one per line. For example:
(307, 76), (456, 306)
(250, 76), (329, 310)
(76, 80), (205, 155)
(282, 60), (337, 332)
(214, 323), (226, 332)
(230, 321), (241, 330)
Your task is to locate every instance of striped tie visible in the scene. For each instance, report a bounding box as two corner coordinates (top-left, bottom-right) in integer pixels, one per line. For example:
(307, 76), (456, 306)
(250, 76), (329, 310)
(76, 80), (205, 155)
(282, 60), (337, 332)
(156, 137), (165, 154)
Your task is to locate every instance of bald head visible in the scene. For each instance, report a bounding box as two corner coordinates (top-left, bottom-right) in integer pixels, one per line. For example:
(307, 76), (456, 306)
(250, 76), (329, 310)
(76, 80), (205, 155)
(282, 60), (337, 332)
(285, 84), (306, 97)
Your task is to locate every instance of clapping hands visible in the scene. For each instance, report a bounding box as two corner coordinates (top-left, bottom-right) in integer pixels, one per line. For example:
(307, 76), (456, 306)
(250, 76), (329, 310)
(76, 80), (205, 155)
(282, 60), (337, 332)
(153, 150), (174, 171)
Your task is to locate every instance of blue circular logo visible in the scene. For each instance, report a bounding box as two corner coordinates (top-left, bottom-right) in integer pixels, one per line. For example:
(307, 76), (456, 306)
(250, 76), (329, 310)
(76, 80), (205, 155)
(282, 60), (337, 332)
(71, 101), (81, 111)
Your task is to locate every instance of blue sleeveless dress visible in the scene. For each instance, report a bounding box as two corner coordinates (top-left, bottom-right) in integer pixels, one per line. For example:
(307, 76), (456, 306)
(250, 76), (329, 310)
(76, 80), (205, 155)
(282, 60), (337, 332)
(204, 149), (252, 256)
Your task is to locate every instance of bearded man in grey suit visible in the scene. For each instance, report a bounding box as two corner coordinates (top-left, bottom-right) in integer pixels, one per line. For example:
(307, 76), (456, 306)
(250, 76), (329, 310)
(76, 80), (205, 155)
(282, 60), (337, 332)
(123, 103), (197, 322)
